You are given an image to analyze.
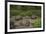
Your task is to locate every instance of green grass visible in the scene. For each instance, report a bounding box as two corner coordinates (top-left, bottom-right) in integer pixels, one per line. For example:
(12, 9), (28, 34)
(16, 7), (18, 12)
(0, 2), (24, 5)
(32, 18), (41, 28)
(10, 5), (41, 17)
(10, 10), (41, 17)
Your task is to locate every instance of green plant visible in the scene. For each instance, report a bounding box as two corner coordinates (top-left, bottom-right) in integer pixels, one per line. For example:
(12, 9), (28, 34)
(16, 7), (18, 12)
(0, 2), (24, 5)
(32, 18), (41, 28)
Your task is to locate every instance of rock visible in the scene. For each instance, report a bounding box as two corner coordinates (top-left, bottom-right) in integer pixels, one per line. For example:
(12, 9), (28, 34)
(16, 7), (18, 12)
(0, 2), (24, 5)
(14, 20), (23, 27)
(15, 16), (22, 21)
(10, 16), (16, 29)
(10, 16), (16, 23)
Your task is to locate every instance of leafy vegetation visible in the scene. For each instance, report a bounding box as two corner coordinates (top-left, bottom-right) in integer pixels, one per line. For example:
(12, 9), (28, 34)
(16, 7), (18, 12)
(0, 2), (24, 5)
(32, 18), (41, 28)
